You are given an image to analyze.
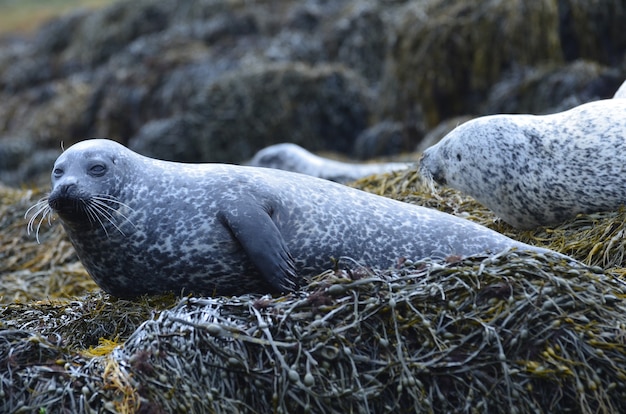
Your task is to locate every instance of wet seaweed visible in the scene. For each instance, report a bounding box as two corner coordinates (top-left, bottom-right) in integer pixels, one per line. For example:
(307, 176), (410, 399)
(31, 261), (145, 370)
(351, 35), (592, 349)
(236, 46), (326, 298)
(1, 253), (626, 413)
(0, 184), (95, 303)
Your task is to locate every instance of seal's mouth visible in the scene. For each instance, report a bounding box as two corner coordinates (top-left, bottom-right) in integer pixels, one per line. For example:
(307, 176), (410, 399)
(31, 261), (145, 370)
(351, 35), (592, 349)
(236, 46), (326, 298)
(431, 170), (447, 186)
(48, 183), (90, 219)
(48, 194), (87, 217)
(47, 188), (133, 237)
(421, 169), (447, 186)
(418, 155), (447, 186)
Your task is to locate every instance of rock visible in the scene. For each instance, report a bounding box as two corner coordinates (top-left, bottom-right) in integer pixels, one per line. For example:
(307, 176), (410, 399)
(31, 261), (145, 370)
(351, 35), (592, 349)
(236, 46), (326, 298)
(0, 137), (58, 186)
(380, 0), (563, 127)
(32, 9), (90, 55)
(614, 79), (626, 98)
(353, 121), (411, 159)
(325, 2), (388, 83)
(0, 76), (95, 147)
(61, 0), (178, 68)
(484, 60), (623, 114)
(128, 115), (204, 162)
(1, 0), (626, 186)
(185, 62), (372, 163)
(558, 0), (626, 65)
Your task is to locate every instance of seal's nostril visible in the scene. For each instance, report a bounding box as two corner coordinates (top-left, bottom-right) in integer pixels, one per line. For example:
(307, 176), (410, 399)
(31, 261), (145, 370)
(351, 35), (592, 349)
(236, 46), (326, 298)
(60, 183), (76, 195)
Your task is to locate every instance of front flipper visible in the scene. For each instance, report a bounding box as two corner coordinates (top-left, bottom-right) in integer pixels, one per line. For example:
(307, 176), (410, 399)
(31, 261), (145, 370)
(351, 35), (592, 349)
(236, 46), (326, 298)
(218, 204), (298, 293)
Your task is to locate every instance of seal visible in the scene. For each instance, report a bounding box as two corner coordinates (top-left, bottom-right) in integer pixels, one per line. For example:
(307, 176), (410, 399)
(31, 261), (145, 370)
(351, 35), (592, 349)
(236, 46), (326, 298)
(28, 139), (563, 298)
(419, 99), (626, 229)
(248, 143), (412, 183)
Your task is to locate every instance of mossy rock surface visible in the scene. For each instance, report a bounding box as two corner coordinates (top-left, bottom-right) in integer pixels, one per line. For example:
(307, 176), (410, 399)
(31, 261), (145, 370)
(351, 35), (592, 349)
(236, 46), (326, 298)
(382, 0), (563, 127)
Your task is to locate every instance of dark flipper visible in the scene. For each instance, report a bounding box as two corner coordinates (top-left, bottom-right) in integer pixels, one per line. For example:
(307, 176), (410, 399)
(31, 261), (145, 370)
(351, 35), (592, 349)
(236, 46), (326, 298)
(218, 204), (298, 292)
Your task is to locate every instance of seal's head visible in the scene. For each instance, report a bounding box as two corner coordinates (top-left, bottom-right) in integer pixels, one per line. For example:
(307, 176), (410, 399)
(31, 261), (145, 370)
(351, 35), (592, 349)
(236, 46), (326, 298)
(419, 119), (482, 187)
(47, 139), (133, 231)
(419, 116), (521, 194)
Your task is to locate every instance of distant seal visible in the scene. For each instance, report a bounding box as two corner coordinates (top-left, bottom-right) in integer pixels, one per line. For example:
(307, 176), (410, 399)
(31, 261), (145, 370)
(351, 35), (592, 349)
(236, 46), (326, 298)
(28, 139), (563, 298)
(248, 143), (412, 183)
(420, 99), (626, 229)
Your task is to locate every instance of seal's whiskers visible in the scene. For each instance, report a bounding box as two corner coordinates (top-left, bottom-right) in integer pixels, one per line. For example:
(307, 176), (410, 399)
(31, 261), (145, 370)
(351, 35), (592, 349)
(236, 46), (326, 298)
(91, 195), (137, 229)
(82, 199), (111, 238)
(90, 195), (137, 230)
(86, 198), (127, 237)
(421, 170), (438, 194)
(25, 197), (53, 244)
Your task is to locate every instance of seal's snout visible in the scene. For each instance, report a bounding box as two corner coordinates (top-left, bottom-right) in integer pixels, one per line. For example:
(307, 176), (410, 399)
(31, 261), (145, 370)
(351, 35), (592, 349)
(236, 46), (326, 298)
(419, 151), (447, 185)
(58, 182), (77, 196)
(430, 169), (446, 185)
(48, 181), (84, 216)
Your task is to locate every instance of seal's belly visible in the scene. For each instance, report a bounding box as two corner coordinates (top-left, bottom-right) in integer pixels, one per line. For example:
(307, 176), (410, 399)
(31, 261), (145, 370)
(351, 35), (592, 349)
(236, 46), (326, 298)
(66, 219), (270, 298)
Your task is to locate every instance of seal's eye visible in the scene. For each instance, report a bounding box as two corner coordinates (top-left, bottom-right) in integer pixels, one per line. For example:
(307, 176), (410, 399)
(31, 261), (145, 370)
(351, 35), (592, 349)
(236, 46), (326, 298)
(53, 168), (63, 178)
(89, 164), (107, 177)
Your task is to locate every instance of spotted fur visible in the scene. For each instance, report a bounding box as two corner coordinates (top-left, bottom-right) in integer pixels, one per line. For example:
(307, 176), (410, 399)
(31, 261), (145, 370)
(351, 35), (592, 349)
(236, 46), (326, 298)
(35, 139), (561, 297)
(420, 99), (626, 229)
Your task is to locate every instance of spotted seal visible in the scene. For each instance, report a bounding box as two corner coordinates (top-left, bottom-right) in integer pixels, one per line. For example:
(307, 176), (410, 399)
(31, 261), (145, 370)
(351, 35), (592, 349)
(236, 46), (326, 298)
(27, 139), (563, 298)
(248, 142), (412, 183)
(420, 99), (626, 229)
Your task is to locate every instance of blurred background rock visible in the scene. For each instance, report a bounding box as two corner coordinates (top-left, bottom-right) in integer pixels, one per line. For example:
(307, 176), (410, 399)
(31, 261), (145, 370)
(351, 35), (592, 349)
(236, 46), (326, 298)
(0, 0), (624, 186)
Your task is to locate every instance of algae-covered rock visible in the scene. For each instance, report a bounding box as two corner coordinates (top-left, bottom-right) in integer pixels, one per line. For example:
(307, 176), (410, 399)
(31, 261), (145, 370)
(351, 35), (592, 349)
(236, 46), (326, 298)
(484, 60), (624, 115)
(381, 0), (563, 127)
(3, 0), (626, 186)
(2, 253), (626, 413)
(558, 0), (626, 65)
(353, 120), (411, 159)
(129, 62), (372, 163)
(324, 2), (388, 83)
(183, 62), (372, 162)
(61, 0), (178, 68)
(0, 185), (93, 303)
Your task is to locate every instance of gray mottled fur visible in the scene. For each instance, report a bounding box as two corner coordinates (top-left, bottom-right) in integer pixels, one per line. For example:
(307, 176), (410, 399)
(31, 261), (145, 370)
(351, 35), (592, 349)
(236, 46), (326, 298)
(48, 139), (558, 297)
(247, 143), (411, 183)
(420, 99), (626, 229)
